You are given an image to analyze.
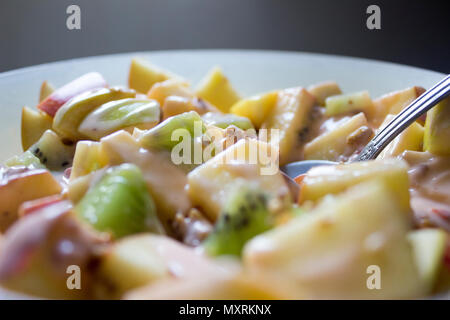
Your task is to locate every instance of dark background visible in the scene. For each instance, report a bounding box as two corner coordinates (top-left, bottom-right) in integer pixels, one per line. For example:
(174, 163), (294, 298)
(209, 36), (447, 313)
(0, 0), (448, 73)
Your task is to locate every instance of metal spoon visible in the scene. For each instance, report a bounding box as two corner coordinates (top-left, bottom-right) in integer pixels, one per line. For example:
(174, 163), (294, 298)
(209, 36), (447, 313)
(282, 74), (450, 179)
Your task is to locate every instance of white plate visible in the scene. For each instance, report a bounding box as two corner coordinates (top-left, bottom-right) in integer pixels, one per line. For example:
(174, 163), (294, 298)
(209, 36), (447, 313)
(0, 49), (445, 160)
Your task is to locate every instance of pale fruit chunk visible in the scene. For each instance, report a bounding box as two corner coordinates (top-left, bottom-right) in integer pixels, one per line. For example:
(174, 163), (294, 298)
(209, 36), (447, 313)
(100, 131), (191, 228)
(78, 98), (160, 140)
(53, 87), (136, 140)
(187, 139), (290, 222)
(424, 97), (450, 155)
(325, 91), (374, 118)
(70, 141), (108, 180)
(126, 270), (299, 300)
(307, 81), (342, 106)
(408, 228), (447, 292)
(161, 96), (218, 120)
(372, 86), (425, 126)
(98, 235), (169, 297)
(147, 79), (192, 105)
(0, 203), (105, 299)
(39, 81), (55, 103)
(21, 106), (53, 151)
(0, 168), (62, 232)
(37, 72), (107, 117)
(202, 112), (254, 130)
(261, 87), (316, 165)
(244, 179), (425, 299)
(128, 58), (182, 94)
(195, 66), (241, 112)
(299, 159), (410, 212)
(377, 114), (424, 159)
(303, 112), (371, 161)
(4, 150), (44, 169)
(230, 91), (278, 128)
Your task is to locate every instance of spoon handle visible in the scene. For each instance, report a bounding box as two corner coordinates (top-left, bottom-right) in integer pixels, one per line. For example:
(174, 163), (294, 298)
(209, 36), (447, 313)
(357, 74), (450, 161)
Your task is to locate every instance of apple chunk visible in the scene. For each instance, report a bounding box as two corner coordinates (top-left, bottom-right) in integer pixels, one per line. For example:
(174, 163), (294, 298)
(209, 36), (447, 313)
(424, 97), (450, 155)
(244, 179), (425, 299)
(261, 87), (316, 165)
(408, 228), (447, 293)
(299, 159), (411, 212)
(187, 139), (291, 222)
(128, 58), (182, 94)
(37, 72), (107, 117)
(0, 203), (106, 299)
(303, 112), (372, 161)
(0, 168), (62, 232)
(195, 66), (241, 113)
(21, 106), (53, 151)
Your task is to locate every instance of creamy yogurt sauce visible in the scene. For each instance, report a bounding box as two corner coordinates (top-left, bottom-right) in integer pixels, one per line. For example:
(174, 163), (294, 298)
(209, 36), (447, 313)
(400, 151), (450, 230)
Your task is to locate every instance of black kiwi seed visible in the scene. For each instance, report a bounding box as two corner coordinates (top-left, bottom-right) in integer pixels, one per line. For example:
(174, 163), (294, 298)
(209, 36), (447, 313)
(61, 161), (69, 167)
(42, 157), (48, 164)
(33, 148), (40, 155)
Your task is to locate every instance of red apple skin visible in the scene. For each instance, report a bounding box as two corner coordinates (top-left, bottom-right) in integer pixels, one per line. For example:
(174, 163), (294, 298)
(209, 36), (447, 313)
(18, 195), (65, 217)
(37, 72), (107, 117)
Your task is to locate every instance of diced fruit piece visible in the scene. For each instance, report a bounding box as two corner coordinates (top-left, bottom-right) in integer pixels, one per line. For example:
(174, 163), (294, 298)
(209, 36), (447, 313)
(4, 151), (44, 169)
(187, 139), (291, 222)
(372, 86), (425, 126)
(29, 130), (76, 171)
(147, 79), (192, 105)
(377, 114), (424, 159)
(18, 195), (65, 217)
(244, 179), (425, 299)
(53, 87), (136, 140)
(203, 185), (273, 257)
(78, 98), (160, 140)
(97, 235), (169, 297)
(0, 203), (105, 299)
(307, 81), (342, 106)
(202, 112), (254, 130)
(75, 164), (162, 239)
(195, 66), (241, 113)
(299, 159), (411, 212)
(230, 91), (278, 129)
(67, 168), (108, 204)
(303, 112), (372, 161)
(100, 131), (191, 229)
(70, 141), (108, 180)
(37, 72), (107, 117)
(0, 167), (62, 231)
(408, 228), (447, 292)
(126, 268), (300, 300)
(261, 87), (316, 165)
(138, 111), (205, 151)
(39, 81), (55, 103)
(128, 58), (181, 94)
(21, 106), (53, 151)
(424, 97), (450, 155)
(325, 91), (374, 118)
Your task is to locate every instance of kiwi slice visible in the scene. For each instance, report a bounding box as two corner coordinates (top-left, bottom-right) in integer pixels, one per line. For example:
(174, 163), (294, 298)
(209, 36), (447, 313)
(75, 163), (162, 238)
(203, 185), (273, 257)
(78, 98), (160, 140)
(138, 111), (205, 151)
(28, 130), (76, 171)
(4, 150), (45, 169)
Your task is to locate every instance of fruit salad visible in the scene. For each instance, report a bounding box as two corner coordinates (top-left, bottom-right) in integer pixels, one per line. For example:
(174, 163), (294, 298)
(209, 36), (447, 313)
(0, 57), (449, 299)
